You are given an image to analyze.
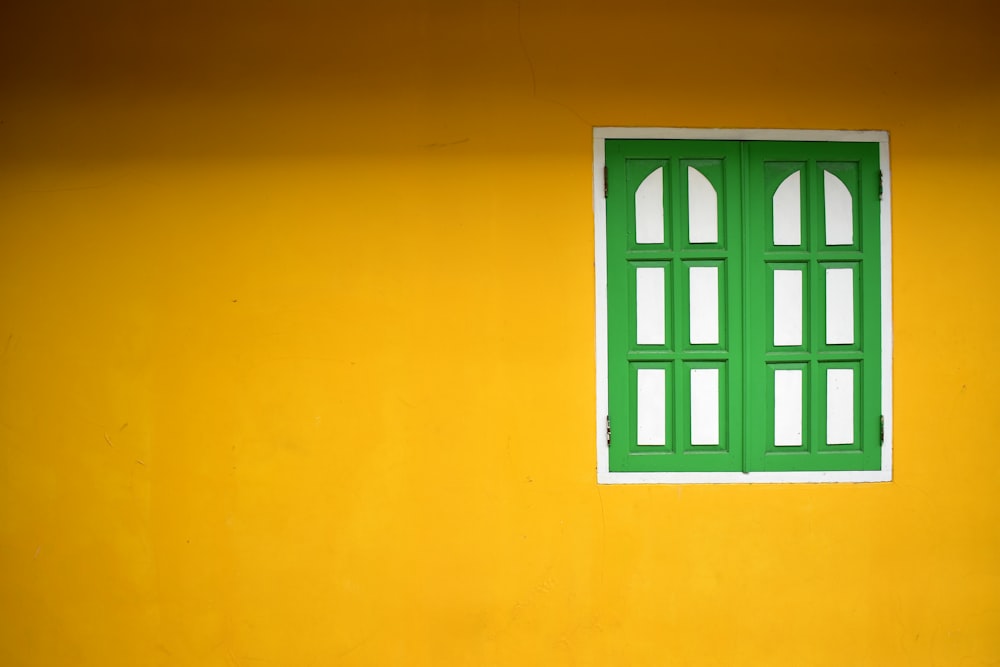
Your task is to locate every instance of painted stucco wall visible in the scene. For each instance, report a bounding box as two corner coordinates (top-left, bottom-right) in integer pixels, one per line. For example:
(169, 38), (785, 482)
(1, 1), (999, 664)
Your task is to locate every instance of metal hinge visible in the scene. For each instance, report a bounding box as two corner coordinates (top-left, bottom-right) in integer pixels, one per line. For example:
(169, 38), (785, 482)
(880, 415), (885, 444)
(878, 170), (883, 201)
(603, 166), (608, 199)
(606, 415), (611, 446)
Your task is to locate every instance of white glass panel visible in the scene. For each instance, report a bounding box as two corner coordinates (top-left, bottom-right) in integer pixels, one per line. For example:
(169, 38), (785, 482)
(637, 368), (666, 446)
(824, 170), (853, 246)
(687, 167), (718, 244)
(690, 368), (720, 446)
(773, 270), (803, 347)
(635, 168), (664, 244)
(826, 368), (854, 444)
(826, 268), (854, 345)
(636, 267), (665, 345)
(689, 266), (719, 345)
(774, 370), (803, 447)
(773, 171), (801, 246)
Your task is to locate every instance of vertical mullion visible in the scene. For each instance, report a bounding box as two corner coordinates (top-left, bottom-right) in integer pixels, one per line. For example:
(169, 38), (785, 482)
(807, 159), (823, 452)
(810, 358), (821, 453)
(811, 259), (822, 452)
(746, 142), (775, 472)
(743, 144), (761, 471)
(739, 141), (751, 473)
(670, 157), (685, 451)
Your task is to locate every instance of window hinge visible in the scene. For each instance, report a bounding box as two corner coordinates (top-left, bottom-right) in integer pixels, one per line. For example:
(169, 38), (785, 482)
(603, 166), (608, 199)
(606, 415), (611, 446)
(880, 415), (885, 444)
(878, 170), (883, 201)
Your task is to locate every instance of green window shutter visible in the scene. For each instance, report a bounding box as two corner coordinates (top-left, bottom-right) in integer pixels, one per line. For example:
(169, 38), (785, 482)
(606, 140), (744, 473)
(605, 138), (882, 475)
(744, 141), (882, 472)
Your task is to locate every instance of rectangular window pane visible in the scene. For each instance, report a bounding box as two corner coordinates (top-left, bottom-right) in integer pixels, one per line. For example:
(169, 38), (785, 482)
(690, 368), (719, 445)
(826, 368), (854, 445)
(774, 269), (803, 346)
(636, 267), (665, 345)
(689, 266), (719, 344)
(826, 268), (854, 345)
(774, 369), (803, 446)
(637, 369), (666, 446)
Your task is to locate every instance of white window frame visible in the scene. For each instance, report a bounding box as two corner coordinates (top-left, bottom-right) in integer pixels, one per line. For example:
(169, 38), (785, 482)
(594, 127), (893, 484)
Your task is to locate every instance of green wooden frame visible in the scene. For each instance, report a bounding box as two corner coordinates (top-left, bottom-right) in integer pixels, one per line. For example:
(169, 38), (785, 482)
(606, 139), (881, 473)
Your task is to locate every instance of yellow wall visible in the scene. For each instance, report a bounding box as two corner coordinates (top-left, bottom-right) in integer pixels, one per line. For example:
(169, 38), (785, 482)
(2, 1), (999, 664)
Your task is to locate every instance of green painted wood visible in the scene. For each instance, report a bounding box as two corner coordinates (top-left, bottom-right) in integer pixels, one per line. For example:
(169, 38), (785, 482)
(607, 140), (743, 472)
(606, 139), (881, 474)
(745, 141), (881, 472)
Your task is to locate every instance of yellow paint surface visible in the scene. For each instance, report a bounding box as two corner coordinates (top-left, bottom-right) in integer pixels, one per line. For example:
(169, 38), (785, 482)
(1, 1), (999, 664)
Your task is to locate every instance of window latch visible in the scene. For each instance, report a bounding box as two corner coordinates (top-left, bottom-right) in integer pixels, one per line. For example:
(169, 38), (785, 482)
(880, 415), (885, 444)
(606, 415), (611, 446)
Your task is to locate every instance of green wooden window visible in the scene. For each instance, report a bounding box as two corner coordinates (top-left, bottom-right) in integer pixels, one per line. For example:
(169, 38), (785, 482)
(603, 137), (885, 477)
